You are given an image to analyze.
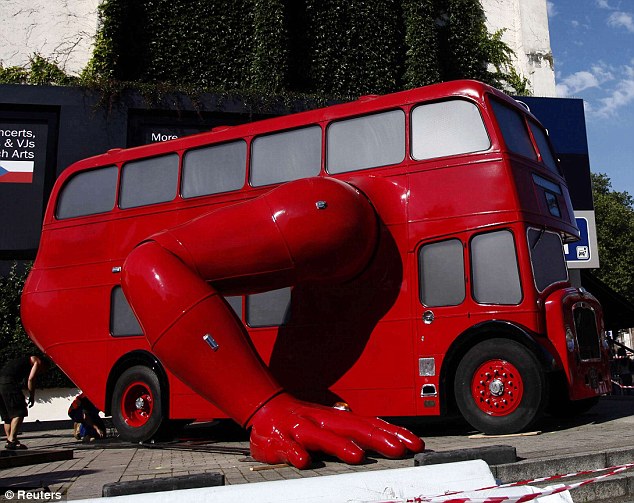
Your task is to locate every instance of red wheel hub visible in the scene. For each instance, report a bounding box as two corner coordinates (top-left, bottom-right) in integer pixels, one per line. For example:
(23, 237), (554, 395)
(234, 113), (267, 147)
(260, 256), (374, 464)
(121, 381), (154, 427)
(470, 359), (523, 416)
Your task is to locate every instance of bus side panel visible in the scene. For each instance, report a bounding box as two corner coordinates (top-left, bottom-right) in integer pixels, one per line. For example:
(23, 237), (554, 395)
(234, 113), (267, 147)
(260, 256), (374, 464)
(407, 159), (516, 231)
(170, 391), (225, 420)
(109, 208), (180, 263)
(22, 286), (113, 411)
(242, 222), (418, 417)
(35, 220), (115, 268)
(103, 336), (226, 420)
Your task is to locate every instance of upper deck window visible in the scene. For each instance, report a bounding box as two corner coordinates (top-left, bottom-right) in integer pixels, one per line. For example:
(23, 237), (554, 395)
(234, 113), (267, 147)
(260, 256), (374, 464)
(56, 166), (118, 220)
(251, 126), (321, 187)
(182, 140), (246, 198)
(528, 122), (560, 174)
(411, 100), (490, 160)
(119, 154), (179, 209)
(327, 109), (405, 173)
(490, 100), (537, 160)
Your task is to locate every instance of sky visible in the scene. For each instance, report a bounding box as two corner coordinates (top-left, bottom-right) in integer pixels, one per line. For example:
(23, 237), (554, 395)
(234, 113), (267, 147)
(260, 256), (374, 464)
(547, 0), (634, 197)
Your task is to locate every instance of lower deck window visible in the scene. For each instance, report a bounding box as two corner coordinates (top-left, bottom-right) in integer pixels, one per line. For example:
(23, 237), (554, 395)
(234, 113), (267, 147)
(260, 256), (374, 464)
(110, 286), (143, 337)
(246, 288), (291, 327)
(471, 230), (522, 305)
(419, 239), (465, 307)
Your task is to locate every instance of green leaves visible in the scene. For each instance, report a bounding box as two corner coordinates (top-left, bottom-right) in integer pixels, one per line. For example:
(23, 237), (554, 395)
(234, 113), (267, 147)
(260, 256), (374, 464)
(0, 263), (72, 388)
(0, 263), (36, 368)
(0, 54), (78, 86)
(590, 173), (634, 303)
(84, 0), (527, 99)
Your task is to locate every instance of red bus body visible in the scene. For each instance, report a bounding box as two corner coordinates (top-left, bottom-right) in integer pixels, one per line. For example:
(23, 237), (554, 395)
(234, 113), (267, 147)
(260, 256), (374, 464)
(21, 80), (611, 437)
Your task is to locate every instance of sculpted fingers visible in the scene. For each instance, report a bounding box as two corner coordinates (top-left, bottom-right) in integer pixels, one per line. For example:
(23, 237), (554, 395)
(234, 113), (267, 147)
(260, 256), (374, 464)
(386, 424), (426, 453)
(291, 417), (365, 465)
(248, 394), (424, 469)
(304, 408), (424, 458)
(250, 425), (312, 469)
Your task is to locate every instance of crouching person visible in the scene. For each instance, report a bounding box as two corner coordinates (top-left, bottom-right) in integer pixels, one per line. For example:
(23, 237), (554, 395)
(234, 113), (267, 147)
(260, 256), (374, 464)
(68, 393), (106, 442)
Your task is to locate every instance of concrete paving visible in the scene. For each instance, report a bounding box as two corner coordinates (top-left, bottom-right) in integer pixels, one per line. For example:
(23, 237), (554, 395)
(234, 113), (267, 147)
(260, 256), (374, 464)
(1, 396), (633, 501)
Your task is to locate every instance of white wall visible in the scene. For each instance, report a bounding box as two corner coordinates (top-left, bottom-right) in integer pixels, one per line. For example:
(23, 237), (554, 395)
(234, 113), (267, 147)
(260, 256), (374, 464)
(481, 0), (556, 96)
(0, 0), (101, 75)
(26, 387), (80, 422)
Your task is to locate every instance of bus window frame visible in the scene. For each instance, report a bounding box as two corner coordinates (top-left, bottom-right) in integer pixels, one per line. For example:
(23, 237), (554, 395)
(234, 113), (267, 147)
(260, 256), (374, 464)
(249, 124), (323, 188)
(118, 152), (180, 210)
(180, 139), (248, 200)
(487, 97), (538, 162)
(409, 98), (492, 162)
(418, 237), (467, 308)
(325, 108), (407, 175)
(55, 165), (120, 221)
(469, 228), (524, 306)
(526, 226), (569, 294)
(526, 119), (562, 176)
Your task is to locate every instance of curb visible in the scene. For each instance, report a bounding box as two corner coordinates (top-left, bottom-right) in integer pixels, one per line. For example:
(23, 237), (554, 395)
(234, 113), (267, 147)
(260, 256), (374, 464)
(0, 449), (73, 469)
(415, 445), (517, 467)
(102, 472), (224, 497)
(490, 447), (634, 481)
(415, 445), (634, 502)
(489, 447), (634, 503)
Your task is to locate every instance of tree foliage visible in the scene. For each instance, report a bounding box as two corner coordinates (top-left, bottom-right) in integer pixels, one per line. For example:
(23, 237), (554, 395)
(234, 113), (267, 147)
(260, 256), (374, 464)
(0, 264), (35, 364)
(590, 173), (634, 303)
(83, 0), (529, 97)
(0, 263), (72, 387)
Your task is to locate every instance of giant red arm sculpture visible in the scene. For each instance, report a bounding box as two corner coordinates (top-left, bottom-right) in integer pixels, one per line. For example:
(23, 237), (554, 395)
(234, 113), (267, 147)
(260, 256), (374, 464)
(121, 177), (424, 468)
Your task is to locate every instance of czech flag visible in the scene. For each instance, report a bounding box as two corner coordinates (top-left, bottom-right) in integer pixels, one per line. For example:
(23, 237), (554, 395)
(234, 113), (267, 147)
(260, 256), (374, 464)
(0, 160), (34, 183)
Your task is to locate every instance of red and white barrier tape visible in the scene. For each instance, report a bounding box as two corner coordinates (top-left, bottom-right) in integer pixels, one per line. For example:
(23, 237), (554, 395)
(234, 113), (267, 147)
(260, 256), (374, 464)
(375, 463), (634, 503)
(611, 379), (634, 389)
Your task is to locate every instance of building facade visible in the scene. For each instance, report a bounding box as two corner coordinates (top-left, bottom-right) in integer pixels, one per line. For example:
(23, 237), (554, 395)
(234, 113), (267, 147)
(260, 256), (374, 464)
(0, 0), (555, 96)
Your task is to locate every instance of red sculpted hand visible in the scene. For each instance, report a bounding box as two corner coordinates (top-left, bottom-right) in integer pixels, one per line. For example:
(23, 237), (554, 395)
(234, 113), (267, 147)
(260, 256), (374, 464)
(249, 393), (424, 469)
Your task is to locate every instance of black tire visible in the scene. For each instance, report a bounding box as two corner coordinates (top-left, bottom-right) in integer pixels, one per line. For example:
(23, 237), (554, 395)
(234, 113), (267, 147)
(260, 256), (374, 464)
(111, 365), (165, 443)
(454, 338), (548, 434)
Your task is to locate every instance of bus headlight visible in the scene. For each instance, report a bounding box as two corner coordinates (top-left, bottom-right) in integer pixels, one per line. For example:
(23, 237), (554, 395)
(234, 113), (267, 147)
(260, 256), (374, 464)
(565, 326), (576, 352)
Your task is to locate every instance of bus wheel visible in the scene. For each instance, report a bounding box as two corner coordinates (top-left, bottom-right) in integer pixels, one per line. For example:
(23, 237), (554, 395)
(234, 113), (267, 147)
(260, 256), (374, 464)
(112, 365), (164, 442)
(454, 338), (547, 435)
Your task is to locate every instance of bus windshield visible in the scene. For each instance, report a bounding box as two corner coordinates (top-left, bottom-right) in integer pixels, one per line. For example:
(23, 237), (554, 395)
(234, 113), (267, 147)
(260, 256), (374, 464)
(490, 99), (561, 176)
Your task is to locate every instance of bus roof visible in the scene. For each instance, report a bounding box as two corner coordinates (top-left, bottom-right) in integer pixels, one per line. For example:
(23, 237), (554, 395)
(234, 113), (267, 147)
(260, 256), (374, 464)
(62, 80), (527, 177)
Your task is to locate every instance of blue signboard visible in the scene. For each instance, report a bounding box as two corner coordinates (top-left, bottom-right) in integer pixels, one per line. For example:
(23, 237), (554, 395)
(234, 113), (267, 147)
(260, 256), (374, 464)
(564, 211), (599, 269)
(565, 217), (589, 262)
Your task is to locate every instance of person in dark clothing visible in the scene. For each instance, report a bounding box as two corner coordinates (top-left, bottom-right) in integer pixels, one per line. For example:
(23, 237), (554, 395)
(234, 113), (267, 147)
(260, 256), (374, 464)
(0, 355), (49, 449)
(68, 393), (106, 441)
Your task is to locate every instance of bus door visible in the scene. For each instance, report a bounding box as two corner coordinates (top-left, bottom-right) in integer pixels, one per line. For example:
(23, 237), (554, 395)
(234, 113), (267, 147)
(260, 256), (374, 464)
(412, 236), (469, 416)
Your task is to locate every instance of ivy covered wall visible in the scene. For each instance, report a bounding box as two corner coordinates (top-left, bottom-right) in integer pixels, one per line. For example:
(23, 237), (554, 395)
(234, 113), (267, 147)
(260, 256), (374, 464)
(89, 0), (527, 97)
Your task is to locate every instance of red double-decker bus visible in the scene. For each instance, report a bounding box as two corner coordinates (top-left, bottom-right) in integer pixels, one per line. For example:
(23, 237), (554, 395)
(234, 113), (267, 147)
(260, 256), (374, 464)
(21, 80), (611, 443)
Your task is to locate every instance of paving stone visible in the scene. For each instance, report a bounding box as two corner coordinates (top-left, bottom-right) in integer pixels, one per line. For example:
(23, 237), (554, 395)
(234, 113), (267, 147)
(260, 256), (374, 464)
(2, 396), (632, 500)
